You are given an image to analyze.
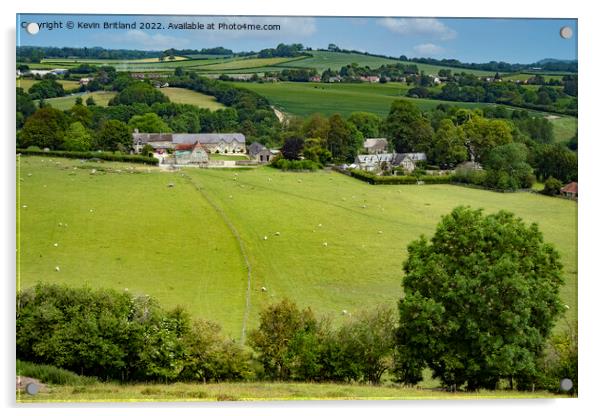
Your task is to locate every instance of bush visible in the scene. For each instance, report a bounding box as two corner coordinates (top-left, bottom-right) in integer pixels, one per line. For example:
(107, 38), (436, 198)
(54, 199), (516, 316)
(17, 149), (158, 165)
(348, 169), (453, 185)
(17, 360), (97, 386)
(542, 177), (563, 196)
(16, 284), (251, 383)
(270, 158), (320, 171)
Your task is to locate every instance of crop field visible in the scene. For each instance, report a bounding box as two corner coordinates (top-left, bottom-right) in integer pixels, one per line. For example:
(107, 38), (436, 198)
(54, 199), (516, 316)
(18, 157), (577, 339)
(229, 81), (577, 140)
(37, 91), (117, 110)
(197, 57), (307, 72)
(16, 78), (80, 92)
(160, 87), (226, 110)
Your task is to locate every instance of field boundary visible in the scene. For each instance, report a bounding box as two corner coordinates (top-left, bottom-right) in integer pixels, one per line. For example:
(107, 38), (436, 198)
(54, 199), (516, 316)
(181, 173), (253, 343)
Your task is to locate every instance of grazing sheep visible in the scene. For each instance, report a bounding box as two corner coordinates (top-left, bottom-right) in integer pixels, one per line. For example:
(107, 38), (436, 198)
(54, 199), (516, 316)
(91, 169), (96, 174)
(378, 230), (383, 234)
(275, 232), (280, 236)
(318, 223), (322, 227)
(263, 236), (268, 240)
(342, 309), (348, 315)
(323, 242), (328, 247)
(53, 243), (58, 247)
(55, 266), (60, 272)
(22, 205), (27, 209)
(261, 287), (267, 292)
(167, 183), (174, 188)
(362, 204), (367, 209)
(89, 209), (94, 213)
(58, 222), (63, 227)
(27, 173), (32, 177)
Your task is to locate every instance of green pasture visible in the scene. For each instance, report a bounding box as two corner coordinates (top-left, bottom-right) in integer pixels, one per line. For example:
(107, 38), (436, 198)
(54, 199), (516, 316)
(37, 91), (117, 110)
(17, 78), (80, 92)
(18, 157), (577, 339)
(160, 87), (225, 110)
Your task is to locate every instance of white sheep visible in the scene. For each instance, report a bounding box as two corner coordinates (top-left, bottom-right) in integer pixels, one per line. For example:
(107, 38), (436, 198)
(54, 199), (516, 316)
(53, 243), (58, 247)
(22, 205), (28, 209)
(55, 266), (60, 272)
(261, 287), (267, 292)
(263, 236), (268, 240)
(275, 232), (280, 236)
(323, 242), (328, 247)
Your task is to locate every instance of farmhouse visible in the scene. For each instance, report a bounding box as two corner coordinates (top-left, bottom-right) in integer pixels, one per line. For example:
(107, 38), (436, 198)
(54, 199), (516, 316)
(354, 152), (427, 173)
(363, 138), (388, 154)
(359, 75), (380, 83)
(174, 141), (209, 165)
(132, 131), (246, 154)
(79, 77), (93, 86)
(560, 182), (578, 199)
(248, 142), (273, 163)
(309, 75), (321, 82)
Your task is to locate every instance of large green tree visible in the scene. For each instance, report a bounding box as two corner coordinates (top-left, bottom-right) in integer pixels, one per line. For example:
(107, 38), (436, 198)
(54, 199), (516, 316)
(63, 121), (93, 151)
(18, 107), (69, 149)
(97, 119), (132, 151)
(128, 112), (172, 133)
(395, 207), (564, 390)
(461, 116), (513, 163)
(383, 100), (433, 153)
(483, 142), (535, 190)
(429, 119), (468, 168)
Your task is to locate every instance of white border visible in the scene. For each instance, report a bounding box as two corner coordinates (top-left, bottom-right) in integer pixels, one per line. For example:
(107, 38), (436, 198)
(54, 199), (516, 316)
(2, 1), (599, 416)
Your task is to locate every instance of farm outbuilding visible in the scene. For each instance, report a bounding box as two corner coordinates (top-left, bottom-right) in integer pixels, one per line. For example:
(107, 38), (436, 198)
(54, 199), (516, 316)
(560, 182), (578, 199)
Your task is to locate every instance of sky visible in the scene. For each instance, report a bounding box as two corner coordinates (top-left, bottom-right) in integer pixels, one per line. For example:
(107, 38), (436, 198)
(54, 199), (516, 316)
(17, 14), (577, 64)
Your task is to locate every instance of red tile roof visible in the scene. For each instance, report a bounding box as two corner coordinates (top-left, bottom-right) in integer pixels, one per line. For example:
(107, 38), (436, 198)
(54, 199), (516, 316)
(561, 182), (578, 194)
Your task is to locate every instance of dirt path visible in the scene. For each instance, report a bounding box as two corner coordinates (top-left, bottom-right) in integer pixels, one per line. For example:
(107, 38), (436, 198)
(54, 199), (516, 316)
(181, 173), (253, 343)
(271, 106), (287, 124)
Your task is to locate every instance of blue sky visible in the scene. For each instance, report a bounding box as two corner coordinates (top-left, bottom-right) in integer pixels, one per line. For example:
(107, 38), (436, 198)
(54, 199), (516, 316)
(17, 14), (577, 63)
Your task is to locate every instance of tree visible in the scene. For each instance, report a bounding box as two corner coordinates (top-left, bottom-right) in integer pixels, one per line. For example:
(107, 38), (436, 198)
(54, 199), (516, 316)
(28, 79), (65, 100)
(383, 100), (433, 153)
(128, 112), (172, 133)
(336, 306), (396, 384)
(64, 122), (93, 151)
(347, 112), (382, 139)
(174, 67), (185, 77)
(532, 144), (578, 183)
(86, 96), (96, 106)
(326, 114), (363, 162)
(17, 88), (36, 129)
(18, 107), (68, 149)
(109, 82), (169, 106)
(97, 119), (132, 151)
(461, 116), (513, 163)
(395, 207), (564, 390)
(483, 142), (535, 190)
(281, 136), (305, 160)
(68, 104), (92, 127)
(542, 177), (563, 196)
(429, 119), (468, 168)
(248, 299), (320, 380)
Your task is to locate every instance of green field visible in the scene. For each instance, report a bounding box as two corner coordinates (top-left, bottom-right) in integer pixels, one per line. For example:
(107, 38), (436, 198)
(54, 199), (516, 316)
(198, 57), (306, 71)
(17, 79), (80, 92)
(37, 91), (117, 110)
(17, 380), (557, 403)
(18, 157), (577, 339)
(229, 81), (577, 140)
(160, 87), (225, 110)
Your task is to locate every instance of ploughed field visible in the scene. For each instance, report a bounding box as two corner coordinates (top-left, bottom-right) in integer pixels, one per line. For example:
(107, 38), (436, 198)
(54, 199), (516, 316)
(17, 156), (577, 338)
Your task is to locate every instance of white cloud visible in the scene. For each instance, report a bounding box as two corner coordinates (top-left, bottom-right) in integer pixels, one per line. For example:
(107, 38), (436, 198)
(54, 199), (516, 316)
(379, 18), (457, 40)
(413, 43), (445, 56)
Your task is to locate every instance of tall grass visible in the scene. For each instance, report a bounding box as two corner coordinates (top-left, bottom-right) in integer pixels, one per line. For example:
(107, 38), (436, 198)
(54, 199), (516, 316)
(17, 360), (97, 386)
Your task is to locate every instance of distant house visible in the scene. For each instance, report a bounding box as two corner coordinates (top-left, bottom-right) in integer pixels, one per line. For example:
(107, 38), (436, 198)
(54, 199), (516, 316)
(355, 153), (394, 172)
(328, 76), (342, 83)
(175, 141), (209, 165)
(248, 142), (273, 163)
(132, 131), (246, 154)
(392, 153), (427, 173)
(359, 75), (380, 83)
(354, 152), (427, 173)
(560, 182), (578, 199)
(79, 77), (92, 86)
(363, 138), (388, 154)
(309, 75), (321, 82)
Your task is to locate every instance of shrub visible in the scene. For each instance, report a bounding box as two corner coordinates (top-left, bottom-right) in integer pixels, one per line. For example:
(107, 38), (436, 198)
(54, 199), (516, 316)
(543, 177), (563, 196)
(17, 360), (97, 386)
(270, 158), (320, 171)
(348, 169), (453, 185)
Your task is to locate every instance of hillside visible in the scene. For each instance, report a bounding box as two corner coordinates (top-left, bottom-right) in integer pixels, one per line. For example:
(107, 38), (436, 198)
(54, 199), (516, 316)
(18, 157), (577, 339)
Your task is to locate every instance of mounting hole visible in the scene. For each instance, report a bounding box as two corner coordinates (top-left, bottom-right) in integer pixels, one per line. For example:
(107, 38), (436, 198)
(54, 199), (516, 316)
(560, 26), (573, 39)
(560, 378), (573, 392)
(26, 22), (40, 35)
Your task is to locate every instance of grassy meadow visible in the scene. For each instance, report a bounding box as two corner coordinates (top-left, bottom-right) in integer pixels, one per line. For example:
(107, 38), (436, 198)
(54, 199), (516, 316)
(17, 380), (558, 403)
(36, 91), (117, 110)
(17, 78), (80, 92)
(160, 87), (226, 110)
(17, 156), (577, 339)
